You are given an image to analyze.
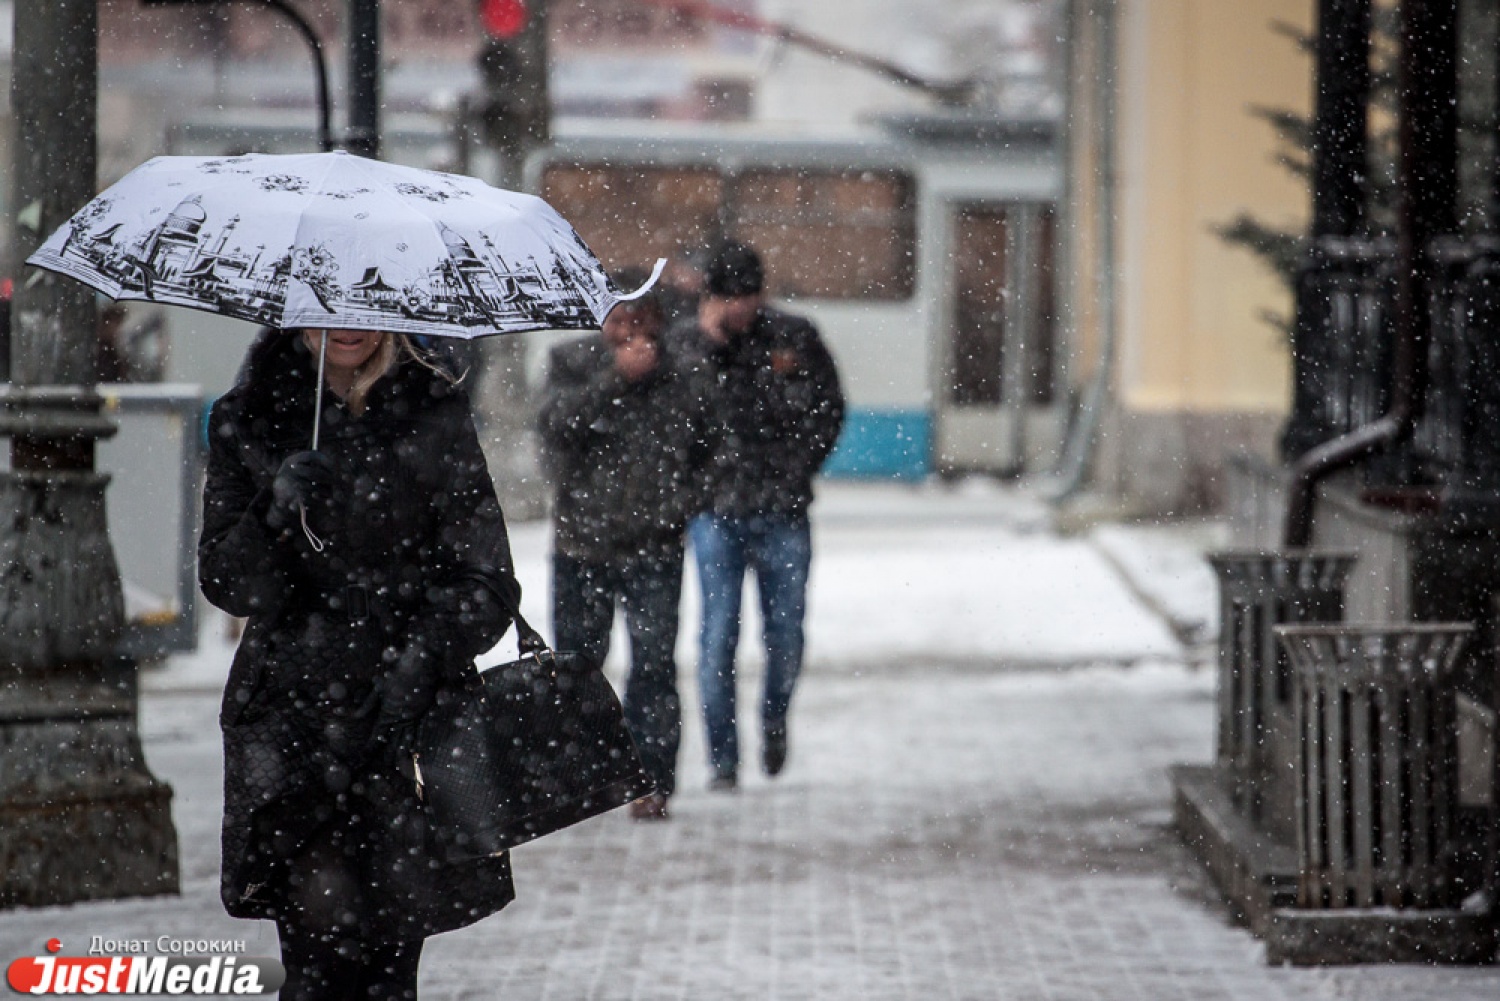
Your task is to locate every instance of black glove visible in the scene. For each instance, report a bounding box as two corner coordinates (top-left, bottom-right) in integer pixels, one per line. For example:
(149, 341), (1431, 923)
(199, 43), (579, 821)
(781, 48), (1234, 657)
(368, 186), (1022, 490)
(375, 638), (442, 731)
(267, 450), (337, 529)
(369, 637), (443, 780)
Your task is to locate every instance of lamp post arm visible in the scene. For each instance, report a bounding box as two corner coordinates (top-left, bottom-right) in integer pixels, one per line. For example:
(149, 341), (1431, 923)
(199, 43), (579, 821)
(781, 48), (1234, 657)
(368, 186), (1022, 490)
(143, 0), (334, 152)
(253, 0), (333, 152)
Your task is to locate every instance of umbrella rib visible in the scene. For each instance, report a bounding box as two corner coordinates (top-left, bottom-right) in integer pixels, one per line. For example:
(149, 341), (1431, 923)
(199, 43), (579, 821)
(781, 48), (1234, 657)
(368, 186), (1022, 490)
(283, 152), (352, 326)
(346, 155), (477, 328)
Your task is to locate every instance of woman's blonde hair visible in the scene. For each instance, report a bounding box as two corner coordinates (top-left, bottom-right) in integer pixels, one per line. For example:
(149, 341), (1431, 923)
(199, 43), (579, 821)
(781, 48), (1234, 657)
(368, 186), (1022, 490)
(308, 330), (464, 416)
(345, 333), (399, 415)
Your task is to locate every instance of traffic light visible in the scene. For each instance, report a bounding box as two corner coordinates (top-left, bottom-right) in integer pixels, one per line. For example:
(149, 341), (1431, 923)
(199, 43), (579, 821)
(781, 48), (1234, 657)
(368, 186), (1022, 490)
(479, 0), (528, 39)
(475, 0), (549, 165)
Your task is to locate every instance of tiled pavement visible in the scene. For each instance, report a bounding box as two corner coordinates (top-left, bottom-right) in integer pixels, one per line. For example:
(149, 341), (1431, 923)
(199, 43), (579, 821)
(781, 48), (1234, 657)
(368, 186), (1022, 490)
(4, 661), (1496, 1000)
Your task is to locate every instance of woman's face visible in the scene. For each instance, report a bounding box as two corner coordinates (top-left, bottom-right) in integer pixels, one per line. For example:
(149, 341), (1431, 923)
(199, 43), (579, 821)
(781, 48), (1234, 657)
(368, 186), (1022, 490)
(304, 328), (382, 373)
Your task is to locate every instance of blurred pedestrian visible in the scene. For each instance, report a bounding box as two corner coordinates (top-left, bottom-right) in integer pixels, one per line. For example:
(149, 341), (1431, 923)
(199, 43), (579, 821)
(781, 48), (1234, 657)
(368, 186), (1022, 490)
(674, 241), (845, 790)
(538, 271), (717, 820)
(96, 301), (169, 383)
(658, 245), (710, 329)
(199, 327), (522, 1000)
(95, 303), (131, 382)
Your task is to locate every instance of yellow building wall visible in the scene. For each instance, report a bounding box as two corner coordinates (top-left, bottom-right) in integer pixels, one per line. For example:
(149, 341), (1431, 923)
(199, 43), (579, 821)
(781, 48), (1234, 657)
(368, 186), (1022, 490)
(1115, 0), (1312, 414)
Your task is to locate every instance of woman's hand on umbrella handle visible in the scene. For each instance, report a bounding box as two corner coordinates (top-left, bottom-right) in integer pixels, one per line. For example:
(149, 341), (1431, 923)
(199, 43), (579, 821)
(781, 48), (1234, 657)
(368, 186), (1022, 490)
(267, 450), (337, 529)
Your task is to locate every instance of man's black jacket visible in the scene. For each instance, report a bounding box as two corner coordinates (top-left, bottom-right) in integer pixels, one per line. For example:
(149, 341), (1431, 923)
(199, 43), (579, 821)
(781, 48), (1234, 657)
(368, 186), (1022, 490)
(538, 335), (717, 562)
(672, 305), (844, 520)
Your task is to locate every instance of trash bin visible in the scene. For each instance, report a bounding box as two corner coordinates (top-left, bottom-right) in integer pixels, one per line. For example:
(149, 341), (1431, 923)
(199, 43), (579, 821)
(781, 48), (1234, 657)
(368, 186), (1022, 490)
(1208, 552), (1357, 840)
(1276, 623), (1473, 909)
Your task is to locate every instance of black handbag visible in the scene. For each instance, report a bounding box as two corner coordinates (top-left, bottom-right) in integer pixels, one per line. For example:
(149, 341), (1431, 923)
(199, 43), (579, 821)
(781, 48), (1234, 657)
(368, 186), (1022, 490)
(413, 601), (656, 862)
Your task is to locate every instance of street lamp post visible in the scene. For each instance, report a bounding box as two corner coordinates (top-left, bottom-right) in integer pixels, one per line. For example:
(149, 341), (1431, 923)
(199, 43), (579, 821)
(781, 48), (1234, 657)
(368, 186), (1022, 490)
(143, 0), (336, 153)
(0, 0), (179, 907)
(346, 0), (381, 158)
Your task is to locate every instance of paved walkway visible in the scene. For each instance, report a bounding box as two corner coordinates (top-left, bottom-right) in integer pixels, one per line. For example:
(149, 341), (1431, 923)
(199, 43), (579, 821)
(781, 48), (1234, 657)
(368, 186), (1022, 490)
(1, 484), (1496, 999)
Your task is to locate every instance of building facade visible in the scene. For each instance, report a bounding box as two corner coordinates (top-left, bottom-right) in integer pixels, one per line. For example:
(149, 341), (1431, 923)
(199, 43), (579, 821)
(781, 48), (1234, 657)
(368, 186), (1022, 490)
(1065, 0), (1313, 512)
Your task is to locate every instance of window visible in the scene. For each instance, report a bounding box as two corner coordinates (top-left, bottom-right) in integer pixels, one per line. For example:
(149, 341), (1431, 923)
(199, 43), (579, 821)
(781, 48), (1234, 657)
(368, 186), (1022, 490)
(728, 168), (915, 300)
(542, 164), (724, 272)
(541, 162), (918, 301)
(946, 203), (1055, 407)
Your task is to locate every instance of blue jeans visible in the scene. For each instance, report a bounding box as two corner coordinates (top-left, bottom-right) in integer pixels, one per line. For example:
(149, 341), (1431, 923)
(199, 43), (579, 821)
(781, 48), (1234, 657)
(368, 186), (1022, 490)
(689, 513), (812, 778)
(552, 549), (684, 797)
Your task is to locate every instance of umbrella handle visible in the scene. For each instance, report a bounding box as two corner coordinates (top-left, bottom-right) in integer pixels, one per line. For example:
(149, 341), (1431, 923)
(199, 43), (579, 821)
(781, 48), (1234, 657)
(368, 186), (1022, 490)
(299, 504), (327, 553)
(614, 258), (667, 303)
(300, 329), (330, 554)
(312, 329), (327, 451)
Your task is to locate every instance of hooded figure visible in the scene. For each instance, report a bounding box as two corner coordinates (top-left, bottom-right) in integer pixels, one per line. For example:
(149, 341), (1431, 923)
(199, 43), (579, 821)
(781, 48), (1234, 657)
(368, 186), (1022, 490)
(199, 328), (519, 998)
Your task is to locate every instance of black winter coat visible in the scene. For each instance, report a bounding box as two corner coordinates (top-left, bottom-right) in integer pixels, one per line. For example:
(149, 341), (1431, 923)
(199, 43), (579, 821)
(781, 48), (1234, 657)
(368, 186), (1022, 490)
(672, 306), (845, 519)
(199, 332), (519, 942)
(537, 336), (717, 562)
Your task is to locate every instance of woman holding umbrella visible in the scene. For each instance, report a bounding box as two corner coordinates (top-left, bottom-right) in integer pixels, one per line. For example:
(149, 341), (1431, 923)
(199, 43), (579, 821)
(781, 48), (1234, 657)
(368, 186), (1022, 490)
(198, 325), (520, 1000)
(26, 151), (666, 998)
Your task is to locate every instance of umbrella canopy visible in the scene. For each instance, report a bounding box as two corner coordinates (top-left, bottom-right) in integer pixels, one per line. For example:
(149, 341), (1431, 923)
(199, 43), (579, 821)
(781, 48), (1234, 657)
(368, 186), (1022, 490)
(26, 151), (658, 339)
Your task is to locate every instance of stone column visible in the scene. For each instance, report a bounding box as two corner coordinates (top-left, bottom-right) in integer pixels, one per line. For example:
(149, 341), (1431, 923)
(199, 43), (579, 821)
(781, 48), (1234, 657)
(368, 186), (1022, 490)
(0, 0), (178, 907)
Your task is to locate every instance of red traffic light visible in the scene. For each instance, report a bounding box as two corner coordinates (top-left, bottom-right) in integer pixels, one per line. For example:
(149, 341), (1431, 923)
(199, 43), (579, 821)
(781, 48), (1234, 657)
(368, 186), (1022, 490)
(480, 0), (528, 39)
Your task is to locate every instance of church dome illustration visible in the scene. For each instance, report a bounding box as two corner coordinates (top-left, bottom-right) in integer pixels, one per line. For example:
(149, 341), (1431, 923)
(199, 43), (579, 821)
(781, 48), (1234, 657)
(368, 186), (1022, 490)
(161, 197), (207, 241)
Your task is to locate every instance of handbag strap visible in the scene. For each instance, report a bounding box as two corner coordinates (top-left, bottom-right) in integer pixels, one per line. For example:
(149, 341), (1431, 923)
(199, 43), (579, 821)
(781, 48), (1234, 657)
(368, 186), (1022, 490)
(463, 564), (549, 657)
(509, 606), (549, 658)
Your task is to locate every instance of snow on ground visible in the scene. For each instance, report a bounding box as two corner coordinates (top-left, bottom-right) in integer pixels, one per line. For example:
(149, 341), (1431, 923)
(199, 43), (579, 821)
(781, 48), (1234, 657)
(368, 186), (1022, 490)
(16, 653), (1500, 1000)
(500, 480), (1188, 674)
(155, 480), (1188, 692)
(1088, 518), (1229, 648)
(25, 482), (1500, 999)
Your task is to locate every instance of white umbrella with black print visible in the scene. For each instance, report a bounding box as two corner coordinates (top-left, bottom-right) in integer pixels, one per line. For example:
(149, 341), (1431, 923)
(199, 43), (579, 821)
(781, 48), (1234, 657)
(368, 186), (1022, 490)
(29, 150), (661, 865)
(27, 149), (661, 445)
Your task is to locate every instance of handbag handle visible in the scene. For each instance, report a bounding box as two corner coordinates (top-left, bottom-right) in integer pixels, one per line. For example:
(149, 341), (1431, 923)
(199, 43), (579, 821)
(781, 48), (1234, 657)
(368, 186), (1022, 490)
(462, 564), (549, 658)
(508, 606), (549, 658)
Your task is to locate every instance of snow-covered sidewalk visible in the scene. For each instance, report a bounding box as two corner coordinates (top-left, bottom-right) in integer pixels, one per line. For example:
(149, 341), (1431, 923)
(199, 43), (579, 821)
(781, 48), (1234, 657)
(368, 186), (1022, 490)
(5, 481), (1497, 1000)
(156, 480), (1195, 692)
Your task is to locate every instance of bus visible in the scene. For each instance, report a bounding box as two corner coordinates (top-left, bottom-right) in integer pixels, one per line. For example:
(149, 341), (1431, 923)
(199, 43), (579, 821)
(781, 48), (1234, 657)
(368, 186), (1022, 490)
(528, 115), (1064, 480)
(164, 111), (1065, 482)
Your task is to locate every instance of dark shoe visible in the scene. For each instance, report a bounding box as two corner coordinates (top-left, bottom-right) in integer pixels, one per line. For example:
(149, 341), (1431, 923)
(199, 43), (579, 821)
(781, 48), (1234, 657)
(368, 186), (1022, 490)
(629, 793), (670, 821)
(763, 725), (788, 777)
(707, 771), (738, 793)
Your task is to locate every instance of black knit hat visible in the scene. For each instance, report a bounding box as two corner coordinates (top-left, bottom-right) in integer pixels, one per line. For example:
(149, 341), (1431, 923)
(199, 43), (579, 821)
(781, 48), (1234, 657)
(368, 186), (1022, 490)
(704, 240), (764, 296)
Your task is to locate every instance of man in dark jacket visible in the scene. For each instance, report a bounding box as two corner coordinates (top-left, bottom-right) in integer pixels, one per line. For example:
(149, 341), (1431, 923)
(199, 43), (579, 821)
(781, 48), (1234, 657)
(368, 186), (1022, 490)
(676, 241), (845, 789)
(538, 275), (716, 820)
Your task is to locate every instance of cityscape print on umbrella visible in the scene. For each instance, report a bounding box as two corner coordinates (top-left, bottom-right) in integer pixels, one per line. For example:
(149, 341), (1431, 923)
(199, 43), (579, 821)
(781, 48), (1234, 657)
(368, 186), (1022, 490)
(27, 153), (625, 338)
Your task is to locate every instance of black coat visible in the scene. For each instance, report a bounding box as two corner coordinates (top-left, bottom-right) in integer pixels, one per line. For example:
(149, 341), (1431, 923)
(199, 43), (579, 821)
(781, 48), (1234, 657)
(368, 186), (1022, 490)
(672, 306), (845, 519)
(199, 332), (519, 942)
(537, 336), (717, 562)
